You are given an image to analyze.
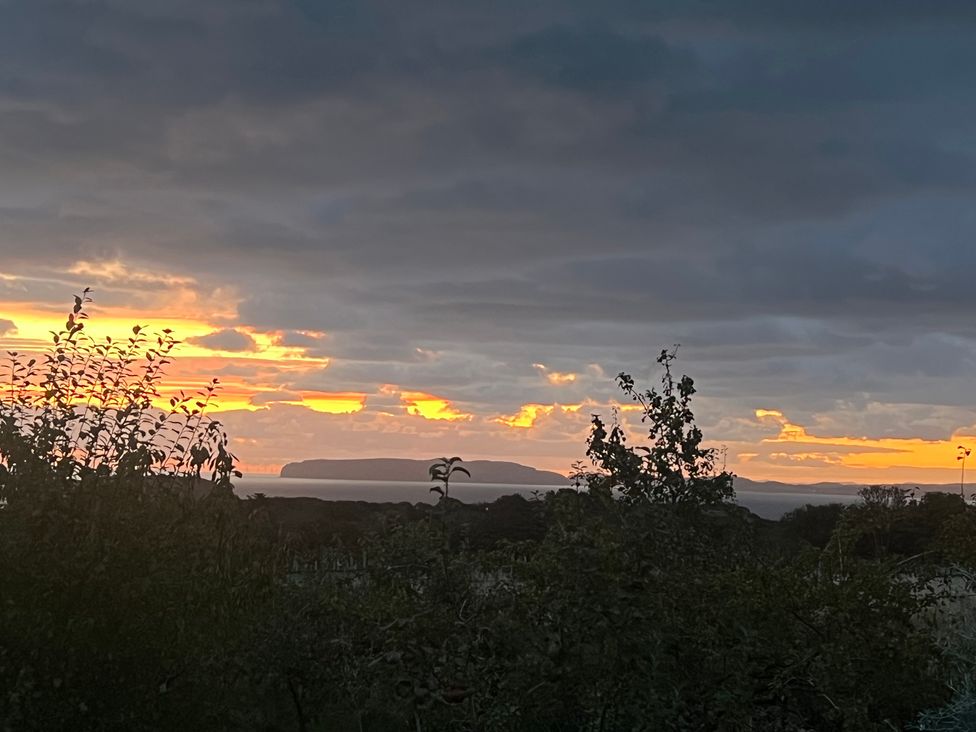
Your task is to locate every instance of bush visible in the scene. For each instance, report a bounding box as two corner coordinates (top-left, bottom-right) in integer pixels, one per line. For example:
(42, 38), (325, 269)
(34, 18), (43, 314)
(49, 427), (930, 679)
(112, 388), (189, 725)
(782, 502), (846, 548)
(0, 294), (282, 729)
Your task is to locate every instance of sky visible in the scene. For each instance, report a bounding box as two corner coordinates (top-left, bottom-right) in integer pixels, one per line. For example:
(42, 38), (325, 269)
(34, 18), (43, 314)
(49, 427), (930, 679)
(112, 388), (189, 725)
(3, 1), (976, 484)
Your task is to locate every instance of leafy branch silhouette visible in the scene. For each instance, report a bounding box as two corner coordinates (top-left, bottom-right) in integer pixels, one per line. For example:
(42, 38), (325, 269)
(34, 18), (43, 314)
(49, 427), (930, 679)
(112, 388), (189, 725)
(428, 456), (470, 499)
(0, 290), (239, 510)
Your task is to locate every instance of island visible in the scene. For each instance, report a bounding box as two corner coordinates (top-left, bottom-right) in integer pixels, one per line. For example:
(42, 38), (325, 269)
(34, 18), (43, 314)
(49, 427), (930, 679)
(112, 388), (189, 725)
(280, 457), (569, 486)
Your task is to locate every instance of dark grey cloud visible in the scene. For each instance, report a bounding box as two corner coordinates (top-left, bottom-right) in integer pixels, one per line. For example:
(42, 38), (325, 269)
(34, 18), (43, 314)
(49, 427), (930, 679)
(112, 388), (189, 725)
(3, 0), (976, 447)
(502, 23), (696, 92)
(0, 319), (16, 336)
(187, 329), (258, 352)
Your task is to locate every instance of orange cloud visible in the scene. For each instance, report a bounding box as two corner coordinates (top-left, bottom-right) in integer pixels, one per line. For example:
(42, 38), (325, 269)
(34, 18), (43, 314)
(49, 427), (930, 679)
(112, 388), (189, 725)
(547, 372), (577, 385)
(282, 391), (367, 414)
(387, 387), (472, 422)
(496, 404), (554, 428)
(495, 402), (583, 429)
(533, 362), (578, 385)
(754, 409), (809, 440)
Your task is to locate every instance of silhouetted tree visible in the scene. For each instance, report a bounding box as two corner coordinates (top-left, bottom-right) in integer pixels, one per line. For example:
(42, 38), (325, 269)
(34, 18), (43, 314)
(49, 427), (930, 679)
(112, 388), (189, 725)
(585, 348), (734, 505)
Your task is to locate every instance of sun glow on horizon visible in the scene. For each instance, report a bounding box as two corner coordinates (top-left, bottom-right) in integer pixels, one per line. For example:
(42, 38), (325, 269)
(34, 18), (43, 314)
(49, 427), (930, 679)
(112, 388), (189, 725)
(6, 278), (976, 486)
(747, 408), (976, 478)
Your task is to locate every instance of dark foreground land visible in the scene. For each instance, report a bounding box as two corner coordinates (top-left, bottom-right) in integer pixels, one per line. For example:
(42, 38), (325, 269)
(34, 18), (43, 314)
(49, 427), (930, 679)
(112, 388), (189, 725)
(4, 482), (976, 731)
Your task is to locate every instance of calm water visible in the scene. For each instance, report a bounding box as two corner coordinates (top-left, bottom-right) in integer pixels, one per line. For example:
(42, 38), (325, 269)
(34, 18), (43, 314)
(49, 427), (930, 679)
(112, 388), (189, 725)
(234, 476), (860, 520)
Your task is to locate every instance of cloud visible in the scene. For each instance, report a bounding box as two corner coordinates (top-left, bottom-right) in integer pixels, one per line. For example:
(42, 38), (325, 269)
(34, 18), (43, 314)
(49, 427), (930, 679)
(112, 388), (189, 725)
(275, 330), (328, 349)
(68, 260), (195, 287)
(395, 389), (473, 422)
(495, 402), (583, 429)
(496, 404), (556, 429)
(533, 363), (578, 385)
(3, 0), (976, 481)
(250, 389), (366, 414)
(187, 328), (258, 352)
(0, 319), (15, 336)
(502, 23), (695, 92)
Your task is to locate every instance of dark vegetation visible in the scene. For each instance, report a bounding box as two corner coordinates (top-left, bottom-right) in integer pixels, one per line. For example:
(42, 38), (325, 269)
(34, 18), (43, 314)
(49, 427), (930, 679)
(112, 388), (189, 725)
(2, 298), (976, 730)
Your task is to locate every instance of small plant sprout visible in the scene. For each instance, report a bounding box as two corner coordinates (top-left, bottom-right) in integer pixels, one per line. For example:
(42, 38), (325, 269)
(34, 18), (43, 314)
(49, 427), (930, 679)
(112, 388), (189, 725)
(428, 456), (470, 499)
(958, 445), (971, 500)
(569, 459), (587, 491)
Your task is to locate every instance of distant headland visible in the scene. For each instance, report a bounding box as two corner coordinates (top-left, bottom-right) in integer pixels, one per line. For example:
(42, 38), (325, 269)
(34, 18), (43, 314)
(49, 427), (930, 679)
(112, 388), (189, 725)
(280, 458), (569, 486)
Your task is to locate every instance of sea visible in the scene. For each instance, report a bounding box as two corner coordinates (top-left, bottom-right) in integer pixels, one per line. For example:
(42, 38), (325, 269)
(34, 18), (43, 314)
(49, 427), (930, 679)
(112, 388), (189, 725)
(233, 476), (861, 520)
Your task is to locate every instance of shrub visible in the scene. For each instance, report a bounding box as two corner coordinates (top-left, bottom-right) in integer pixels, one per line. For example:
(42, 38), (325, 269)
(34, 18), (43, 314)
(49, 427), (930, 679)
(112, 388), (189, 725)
(584, 348), (734, 506)
(0, 294), (282, 730)
(781, 502), (846, 548)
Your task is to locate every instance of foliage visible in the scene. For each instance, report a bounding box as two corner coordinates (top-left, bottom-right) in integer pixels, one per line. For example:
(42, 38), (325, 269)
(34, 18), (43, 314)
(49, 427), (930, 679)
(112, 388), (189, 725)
(913, 585), (976, 732)
(781, 502), (846, 548)
(584, 347), (734, 505)
(0, 289), (239, 507)
(280, 493), (947, 731)
(0, 294), (273, 730)
(428, 455), (470, 499)
(822, 487), (969, 561)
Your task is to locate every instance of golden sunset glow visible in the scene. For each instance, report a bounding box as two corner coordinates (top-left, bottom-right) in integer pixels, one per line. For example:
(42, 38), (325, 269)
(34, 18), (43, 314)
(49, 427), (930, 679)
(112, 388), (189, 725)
(496, 404), (555, 428)
(393, 388), (472, 422)
(281, 391), (367, 414)
(0, 294), (332, 419)
(743, 408), (976, 479)
(495, 403), (582, 428)
(5, 270), (976, 484)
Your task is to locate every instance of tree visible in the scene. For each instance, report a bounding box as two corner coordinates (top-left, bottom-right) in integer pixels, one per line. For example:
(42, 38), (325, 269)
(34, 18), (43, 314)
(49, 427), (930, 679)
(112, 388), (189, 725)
(585, 348), (734, 505)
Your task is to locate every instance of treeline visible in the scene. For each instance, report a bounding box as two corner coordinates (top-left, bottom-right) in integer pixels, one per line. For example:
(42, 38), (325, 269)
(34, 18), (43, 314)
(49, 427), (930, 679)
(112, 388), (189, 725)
(2, 301), (976, 730)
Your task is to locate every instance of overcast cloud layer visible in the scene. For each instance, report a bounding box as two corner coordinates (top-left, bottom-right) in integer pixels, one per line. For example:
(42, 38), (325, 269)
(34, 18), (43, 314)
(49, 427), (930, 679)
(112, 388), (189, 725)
(3, 1), (976, 480)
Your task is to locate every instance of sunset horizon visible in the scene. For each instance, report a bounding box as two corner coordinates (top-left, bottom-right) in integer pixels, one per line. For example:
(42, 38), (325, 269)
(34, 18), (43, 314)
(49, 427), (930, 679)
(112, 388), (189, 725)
(4, 288), (976, 487)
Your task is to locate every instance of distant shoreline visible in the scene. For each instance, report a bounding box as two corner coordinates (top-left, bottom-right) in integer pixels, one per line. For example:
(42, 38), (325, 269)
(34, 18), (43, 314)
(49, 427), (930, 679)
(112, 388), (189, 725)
(255, 465), (968, 497)
(279, 457), (568, 486)
(233, 475), (863, 520)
